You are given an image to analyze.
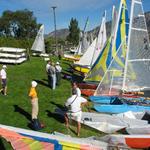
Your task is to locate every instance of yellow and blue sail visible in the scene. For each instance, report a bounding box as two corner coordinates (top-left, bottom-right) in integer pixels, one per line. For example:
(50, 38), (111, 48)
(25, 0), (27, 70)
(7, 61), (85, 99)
(84, 0), (129, 82)
(112, 0), (129, 70)
(84, 37), (112, 82)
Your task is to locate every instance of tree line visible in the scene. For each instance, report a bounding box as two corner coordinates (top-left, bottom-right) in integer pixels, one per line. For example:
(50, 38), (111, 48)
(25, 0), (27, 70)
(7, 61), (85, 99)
(0, 9), (80, 50)
(0, 9), (40, 39)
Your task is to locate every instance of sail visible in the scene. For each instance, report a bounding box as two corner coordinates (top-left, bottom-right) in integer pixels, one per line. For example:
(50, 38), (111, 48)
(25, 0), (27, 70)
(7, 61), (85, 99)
(74, 11), (107, 68)
(80, 32), (89, 54)
(91, 11), (107, 65)
(84, 1), (126, 82)
(122, 0), (150, 91)
(84, 37), (112, 82)
(76, 17), (89, 55)
(111, 5), (118, 38)
(31, 25), (45, 53)
(94, 40), (126, 95)
(74, 38), (97, 66)
(93, 0), (129, 95)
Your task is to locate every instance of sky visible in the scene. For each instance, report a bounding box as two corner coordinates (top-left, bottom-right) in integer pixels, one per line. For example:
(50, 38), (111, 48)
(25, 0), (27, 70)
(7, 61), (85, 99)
(0, 0), (150, 34)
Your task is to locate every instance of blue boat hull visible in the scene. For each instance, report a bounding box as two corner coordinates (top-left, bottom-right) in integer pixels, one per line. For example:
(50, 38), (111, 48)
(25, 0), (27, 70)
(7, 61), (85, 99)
(90, 96), (117, 104)
(90, 96), (145, 104)
(94, 104), (150, 114)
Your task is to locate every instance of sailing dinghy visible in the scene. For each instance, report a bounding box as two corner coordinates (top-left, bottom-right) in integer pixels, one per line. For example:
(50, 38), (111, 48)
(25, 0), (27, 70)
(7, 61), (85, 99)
(91, 0), (150, 110)
(31, 25), (49, 57)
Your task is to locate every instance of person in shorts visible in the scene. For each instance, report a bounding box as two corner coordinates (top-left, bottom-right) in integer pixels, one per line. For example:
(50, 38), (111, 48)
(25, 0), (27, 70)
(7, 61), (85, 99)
(64, 90), (87, 136)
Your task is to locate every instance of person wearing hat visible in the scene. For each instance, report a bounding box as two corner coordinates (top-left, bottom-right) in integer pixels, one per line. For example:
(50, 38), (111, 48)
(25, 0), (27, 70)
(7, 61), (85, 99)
(29, 81), (39, 120)
(48, 62), (56, 90)
(55, 62), (62, 86)
(0, 65), (7, 95)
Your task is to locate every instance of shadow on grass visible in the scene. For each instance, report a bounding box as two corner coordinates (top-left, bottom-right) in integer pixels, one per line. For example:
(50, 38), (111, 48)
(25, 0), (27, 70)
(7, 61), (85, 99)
(0, 138), (6, 150)
(34, 79), (49, 88)
(13, 105), (31, 121)
(42, 79), (48, 82)
(68, 126), (77, 136)
(50, 102), (66, 111)
(46, 110), (65, 123)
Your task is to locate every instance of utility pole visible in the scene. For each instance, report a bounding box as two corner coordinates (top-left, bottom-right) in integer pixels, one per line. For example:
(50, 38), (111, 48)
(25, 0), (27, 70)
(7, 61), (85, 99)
(51, 6), (57, 55)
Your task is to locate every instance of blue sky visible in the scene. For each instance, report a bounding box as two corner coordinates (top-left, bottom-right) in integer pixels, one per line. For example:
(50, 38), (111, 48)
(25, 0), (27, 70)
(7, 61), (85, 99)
(0, 0), (150, 34)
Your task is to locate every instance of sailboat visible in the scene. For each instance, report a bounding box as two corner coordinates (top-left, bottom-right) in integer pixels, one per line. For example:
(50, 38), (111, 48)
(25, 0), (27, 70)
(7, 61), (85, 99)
(73, 11), (107, 74)
(93, 0), (150, 113)
(31, 24), (49, 57)
(87, 0), (128, 98)
(78, 6), (118, 95)
(84, 0), (126, 83)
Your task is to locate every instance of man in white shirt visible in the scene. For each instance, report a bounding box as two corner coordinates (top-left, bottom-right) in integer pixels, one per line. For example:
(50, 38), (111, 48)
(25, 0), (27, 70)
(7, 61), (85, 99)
(64, 90), (87, 136)
(55, 62), (62, 85)
(46, 61), (52, 88)
(0, 65), (7, 95)
(46, 61), (51, 73)
(72, 82), (81, 96)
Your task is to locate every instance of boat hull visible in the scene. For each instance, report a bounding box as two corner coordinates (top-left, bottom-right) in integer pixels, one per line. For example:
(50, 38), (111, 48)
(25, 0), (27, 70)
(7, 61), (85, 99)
(73, 65), (90, 74)
(81, 89), (95, 96)
(94, 104), (150, 114)
(77, 83), (97, 90)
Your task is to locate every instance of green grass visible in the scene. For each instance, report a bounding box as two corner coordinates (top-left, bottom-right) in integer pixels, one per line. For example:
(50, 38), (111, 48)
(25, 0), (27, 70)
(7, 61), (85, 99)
(0, 57), (104, 149)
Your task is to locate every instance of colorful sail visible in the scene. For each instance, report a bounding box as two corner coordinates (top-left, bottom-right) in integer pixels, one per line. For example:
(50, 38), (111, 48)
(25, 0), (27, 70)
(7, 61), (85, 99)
(31, 25), (45, 53)
(0, 124), (106, 150)
(122, 0), (150, 91)
(93, 0), (129, 95)
(84, 37), (112, 82)
(84, 2), (126, 82)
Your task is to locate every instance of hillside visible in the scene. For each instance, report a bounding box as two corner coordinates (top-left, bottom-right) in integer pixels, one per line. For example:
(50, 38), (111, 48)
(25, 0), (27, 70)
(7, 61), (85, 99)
(47, 11), (150, 40)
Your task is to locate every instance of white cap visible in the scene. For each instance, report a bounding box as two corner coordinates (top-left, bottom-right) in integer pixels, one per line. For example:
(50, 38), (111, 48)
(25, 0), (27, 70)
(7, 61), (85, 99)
(56, 62), (59, 65)
(2, 65), (7, 68)
(31, 81), (37, 87)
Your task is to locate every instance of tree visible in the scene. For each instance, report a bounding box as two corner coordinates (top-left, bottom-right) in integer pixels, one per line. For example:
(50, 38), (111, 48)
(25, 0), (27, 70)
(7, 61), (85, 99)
(67, 18), (80, 46)
(0, 9), (40, 38)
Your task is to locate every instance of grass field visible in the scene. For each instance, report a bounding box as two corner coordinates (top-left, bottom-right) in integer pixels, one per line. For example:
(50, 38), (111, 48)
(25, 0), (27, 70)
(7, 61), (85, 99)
(0, 57), (104, 149)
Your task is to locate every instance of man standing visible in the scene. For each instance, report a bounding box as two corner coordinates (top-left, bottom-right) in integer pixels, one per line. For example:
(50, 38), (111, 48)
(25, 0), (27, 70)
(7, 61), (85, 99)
(48, 62), (56, 90)
(46, 61), (52, 87)
(29, 81), (39, 120)
(0, 65), (7, 95)
(72, 82), (81, 96)
(64, 90), (87, 136)
(55, 62), (62, 85)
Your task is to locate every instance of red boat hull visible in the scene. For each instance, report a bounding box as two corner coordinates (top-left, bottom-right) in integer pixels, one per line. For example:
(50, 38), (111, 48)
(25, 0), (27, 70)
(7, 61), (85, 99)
(77, 83), (97, 90)
(81, 89), (95, 96)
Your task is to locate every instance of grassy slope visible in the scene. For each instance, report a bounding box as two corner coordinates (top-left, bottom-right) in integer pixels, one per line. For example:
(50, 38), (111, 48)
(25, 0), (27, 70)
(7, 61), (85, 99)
(0, 57), (103, 149)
